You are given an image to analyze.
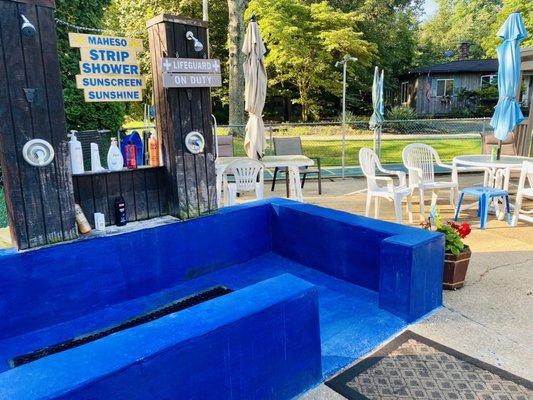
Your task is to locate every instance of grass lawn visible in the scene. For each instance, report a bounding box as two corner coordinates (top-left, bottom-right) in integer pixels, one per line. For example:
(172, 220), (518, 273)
(232, 137), (481, 166)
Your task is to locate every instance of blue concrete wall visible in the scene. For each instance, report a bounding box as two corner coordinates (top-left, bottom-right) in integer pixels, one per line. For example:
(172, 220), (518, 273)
(0, 274), (322, 400)
(380, 234), (444, 322)
(0, 203), (272, 340)
(270, 200), (444, 321)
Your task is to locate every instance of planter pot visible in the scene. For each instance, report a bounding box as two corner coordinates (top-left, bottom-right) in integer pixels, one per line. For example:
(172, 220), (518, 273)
(443, 248), (471, 290)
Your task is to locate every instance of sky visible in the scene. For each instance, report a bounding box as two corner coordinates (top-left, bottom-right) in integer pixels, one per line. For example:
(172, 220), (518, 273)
(422, 0), (438, 21)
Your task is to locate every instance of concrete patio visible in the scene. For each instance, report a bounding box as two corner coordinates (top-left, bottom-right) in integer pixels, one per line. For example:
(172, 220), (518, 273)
(260, 174), (532, 398)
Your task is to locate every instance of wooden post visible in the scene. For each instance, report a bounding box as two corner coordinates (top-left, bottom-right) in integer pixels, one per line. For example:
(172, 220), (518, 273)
(520, 47), (533, 157)
(0, 0), (77, 249)
(147, 15), (217, 219)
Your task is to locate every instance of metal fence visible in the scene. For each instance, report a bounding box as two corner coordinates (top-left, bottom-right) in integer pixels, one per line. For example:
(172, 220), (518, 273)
(215, 118), (494, 177)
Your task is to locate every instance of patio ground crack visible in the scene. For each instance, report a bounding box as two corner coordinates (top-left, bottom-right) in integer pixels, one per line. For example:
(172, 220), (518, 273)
(468, 257), (533, 286)
(442, 304), (530, 351)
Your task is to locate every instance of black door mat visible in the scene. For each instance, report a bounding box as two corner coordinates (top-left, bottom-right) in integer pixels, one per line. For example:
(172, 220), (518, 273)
(9, 286), (233, 368)
(326, 330), (532, 400)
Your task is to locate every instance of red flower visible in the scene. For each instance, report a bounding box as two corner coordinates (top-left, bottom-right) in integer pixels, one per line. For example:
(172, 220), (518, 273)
(457, 223), (471, 239)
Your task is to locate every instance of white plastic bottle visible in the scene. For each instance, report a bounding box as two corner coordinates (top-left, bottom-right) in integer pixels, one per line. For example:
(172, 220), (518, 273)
(90, 143), (105, 172)
(68, 130), (84, 175)
(107, 137), (124, 171)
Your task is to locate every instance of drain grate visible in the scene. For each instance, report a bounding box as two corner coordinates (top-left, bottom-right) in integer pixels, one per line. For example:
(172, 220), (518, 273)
(10, 286), (233, 368)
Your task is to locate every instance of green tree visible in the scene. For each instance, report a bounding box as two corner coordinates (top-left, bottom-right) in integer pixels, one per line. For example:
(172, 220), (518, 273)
(481, 0), (533, 56)
(417, 0), (500, 66)
(247, 0), (375, 121)
(56, 0), (127, 132)
(417, 0), (532, 67)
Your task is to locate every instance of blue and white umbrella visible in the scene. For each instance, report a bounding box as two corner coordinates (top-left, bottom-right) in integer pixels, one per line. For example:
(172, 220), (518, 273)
(369, 66), (384, 130)
(369, 66), (384, 155)
(490, 12), (528, 144)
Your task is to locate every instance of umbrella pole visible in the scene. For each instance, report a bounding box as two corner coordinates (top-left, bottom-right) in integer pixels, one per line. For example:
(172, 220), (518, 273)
(497, 140), (502, 160)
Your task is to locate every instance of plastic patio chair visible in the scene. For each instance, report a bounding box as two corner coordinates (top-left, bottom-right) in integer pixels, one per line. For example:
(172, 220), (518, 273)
(359, 148), (413, 224)
(216, 135), (234, 157)
(402, 143), (458, 220)
(222, 159), (264, 206)
(271, 137), (322, 195)
(512, 161), (533, 226)
(481, 133), (516, 156)
(454, 187), (511, 229)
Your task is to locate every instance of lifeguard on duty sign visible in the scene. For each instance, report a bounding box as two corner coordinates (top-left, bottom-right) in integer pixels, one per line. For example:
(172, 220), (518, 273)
(161, 58), (222, 88)
(69, 33), (145, 102)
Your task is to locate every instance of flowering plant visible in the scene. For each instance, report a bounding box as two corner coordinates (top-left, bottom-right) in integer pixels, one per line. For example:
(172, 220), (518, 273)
(421, 210), (471, 255)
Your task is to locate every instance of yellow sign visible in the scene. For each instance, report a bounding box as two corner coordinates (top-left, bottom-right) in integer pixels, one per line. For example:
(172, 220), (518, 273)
(76, 75), (145, 90)
(83, 89), (143, 102)
(68, 33), (143, 51)
(69, 33), (144, 103)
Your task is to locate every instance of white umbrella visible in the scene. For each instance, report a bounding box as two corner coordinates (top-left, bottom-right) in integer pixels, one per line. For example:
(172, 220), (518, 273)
(242, 16), (267, 159)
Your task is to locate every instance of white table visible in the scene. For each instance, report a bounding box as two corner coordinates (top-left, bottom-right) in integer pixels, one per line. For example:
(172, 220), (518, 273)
(454, 155), (533, 219)
(216, 155), (314, 205)
(454, 155), (532, 191)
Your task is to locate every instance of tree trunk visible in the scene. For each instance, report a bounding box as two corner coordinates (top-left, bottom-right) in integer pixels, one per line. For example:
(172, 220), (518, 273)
(227, 0), (248, 136)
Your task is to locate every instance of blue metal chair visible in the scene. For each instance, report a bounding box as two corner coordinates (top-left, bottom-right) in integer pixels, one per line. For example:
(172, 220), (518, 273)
(454, 187), (511, 229)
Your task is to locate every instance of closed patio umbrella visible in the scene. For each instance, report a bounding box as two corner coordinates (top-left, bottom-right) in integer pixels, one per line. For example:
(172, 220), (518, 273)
(243, 16), (267, 160)
(369, 66), (384, 156)
(490, 12), (528, 156)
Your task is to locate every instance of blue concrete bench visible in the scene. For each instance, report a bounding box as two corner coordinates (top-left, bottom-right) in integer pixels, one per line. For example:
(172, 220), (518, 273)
(0, 274), (321, 400)
(0, 198), (444, 399)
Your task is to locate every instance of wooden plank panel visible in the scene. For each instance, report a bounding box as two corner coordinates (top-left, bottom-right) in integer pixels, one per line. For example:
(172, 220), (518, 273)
(145, 168), (161, 218)
(187, 25), (209, 216)
(0, 2), (46, 247)
(20, 3), (63, 244)
(119, 171), (136, 222)
(173, 22), (199, 217)
(105, 172), (121, 225)
(0, 2), (29, 248)
(132, 169), (148, 220)
(148, 15), (217, 220)
(156, 166), (168, 216)
(37, 5), (77, 241)
(91, 174), (109, 224)
(76, 175), (95, 227)
(148, 22), (186, 217)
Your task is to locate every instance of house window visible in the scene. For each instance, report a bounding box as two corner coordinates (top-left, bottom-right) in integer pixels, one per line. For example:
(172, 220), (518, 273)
(436, 79), (454, 97)
(401, 82), (409, 104)
(480, 74), (497, 87)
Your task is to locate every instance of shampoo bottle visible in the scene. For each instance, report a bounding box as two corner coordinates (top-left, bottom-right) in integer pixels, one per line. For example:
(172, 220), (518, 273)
(68, 131), (84, 175)
(125, 144), (137, 169)
(107, 137), (124, 171)
(114, 196), (127, 226)
(148, 133), (159, 166)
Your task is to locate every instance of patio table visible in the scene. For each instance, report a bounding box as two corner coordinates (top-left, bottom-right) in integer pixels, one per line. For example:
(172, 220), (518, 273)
(454, 155), (533, 191)
(216, 155), (314, 206)
(453, 155), (533, 220)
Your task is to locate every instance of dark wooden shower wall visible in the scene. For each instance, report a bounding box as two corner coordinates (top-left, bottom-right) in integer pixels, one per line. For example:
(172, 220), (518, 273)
(0, 5), (216, 249)
(72, 167), (169, 227)
(0, 0), (78, 249)
(147, 15), (217, 220)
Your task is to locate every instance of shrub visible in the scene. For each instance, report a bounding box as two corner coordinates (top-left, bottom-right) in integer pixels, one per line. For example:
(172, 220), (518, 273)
(386, 106), (417, 120)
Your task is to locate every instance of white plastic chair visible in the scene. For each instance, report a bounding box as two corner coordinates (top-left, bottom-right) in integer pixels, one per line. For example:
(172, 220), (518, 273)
(359, 148), (413, 224)
(402, 143), (458, 220)
(222, 159), (264, 206)
(512, 161), (533, 226)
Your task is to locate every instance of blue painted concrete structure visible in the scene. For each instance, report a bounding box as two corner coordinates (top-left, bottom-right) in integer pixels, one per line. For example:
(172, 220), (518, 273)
(0, 199), (444, 399)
